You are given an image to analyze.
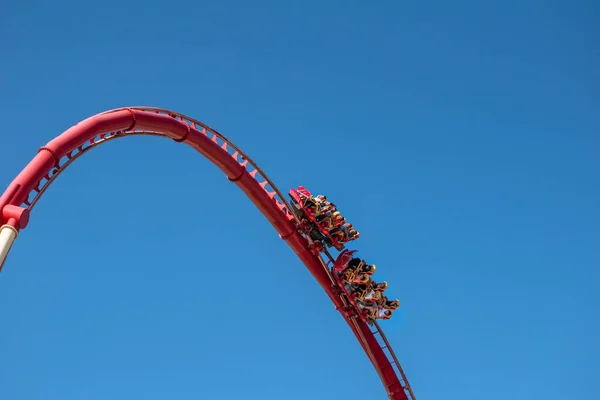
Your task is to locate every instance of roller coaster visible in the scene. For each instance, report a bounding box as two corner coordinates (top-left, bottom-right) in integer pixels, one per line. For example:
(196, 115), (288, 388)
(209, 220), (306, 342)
(0, 107), (415, 399)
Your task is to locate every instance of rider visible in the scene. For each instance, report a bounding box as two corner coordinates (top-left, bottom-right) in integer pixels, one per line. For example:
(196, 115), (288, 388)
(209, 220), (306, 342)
(384, 298), (400, 310)
(343, 269), (371, 285)
(363, 288), (384, 303)
(315, 194), (327, 204)
(376, 308), (393, 320)
(314, 194), (341, 217)
(347, 229), (360, 241)
(312, 194), (336, 217)
(329, 227), (346, 242)
(359, 302), (394, 321)
(336, 258), (376, 300)
(322, 211), (345, 230)
(344, 258), (376, 276)
(318, 196), (336, 211)
(343, 273), (370, 294)
(330, 224), (359, 243)
(355, 280), (386, 301)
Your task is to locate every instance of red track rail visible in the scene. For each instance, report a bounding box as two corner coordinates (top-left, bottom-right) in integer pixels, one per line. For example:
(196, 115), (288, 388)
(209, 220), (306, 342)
(0, 107), (414, 400)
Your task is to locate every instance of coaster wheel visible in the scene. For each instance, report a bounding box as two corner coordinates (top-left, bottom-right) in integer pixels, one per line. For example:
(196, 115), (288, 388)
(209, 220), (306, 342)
(308, 240), (324, 255)
(346, 306), (358, 318)
(298, 219), (312, 234)
(332, 285), (342, 296)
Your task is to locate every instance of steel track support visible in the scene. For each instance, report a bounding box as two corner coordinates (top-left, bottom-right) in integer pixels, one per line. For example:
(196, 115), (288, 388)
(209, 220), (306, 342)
(0, 224), (18, 272)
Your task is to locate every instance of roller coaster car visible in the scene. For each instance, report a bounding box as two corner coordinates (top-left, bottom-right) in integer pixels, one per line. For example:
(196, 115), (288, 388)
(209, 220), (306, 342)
(332, 249), (372, 324)
(288, 187), (344, 251)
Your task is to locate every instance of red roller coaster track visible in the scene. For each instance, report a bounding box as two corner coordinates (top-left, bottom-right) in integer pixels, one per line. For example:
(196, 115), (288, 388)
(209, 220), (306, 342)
(0, 107), (415, 400)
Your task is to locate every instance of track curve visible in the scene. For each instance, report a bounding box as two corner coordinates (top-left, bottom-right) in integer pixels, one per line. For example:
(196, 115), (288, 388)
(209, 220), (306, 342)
(0, 107), (414, 400)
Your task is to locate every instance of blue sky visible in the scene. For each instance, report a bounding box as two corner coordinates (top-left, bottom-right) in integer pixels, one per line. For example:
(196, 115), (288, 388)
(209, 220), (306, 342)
(0, 1), (598, 399)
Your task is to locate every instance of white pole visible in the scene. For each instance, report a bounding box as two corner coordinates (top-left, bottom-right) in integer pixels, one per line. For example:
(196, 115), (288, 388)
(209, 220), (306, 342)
(0, 224), (18, 272)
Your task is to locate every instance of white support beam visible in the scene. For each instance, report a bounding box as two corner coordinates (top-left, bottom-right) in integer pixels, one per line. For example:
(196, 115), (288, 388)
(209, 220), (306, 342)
(0, 224), (18, 272)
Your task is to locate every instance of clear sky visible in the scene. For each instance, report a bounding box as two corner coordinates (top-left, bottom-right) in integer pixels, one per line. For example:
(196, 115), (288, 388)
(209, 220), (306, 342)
(0, 1), (598, 399)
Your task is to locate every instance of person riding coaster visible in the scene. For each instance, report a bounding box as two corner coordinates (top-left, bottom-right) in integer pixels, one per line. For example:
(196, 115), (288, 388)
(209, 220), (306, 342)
(342, 270), (371, 285)
(340, 269), (373, 296)
(322, 211), (345, 230)
(301, 194), (334, 217)
(383, 298), (400, 310)
(363, 289), (383, 303)
(330, 222), (352, 233)
(330, 224), (360, 243)
(300, 195), (318, 214)
(365, 292), (399, 309)
(337, 259), (377, 299)
(355, 288), (399, 320)
(356, 301), (394, 320)
(360, 293), (399, 318)
(347, 230), (360, 241)
(351, 280), (388, 301)
(315, 195), (337, 213)
(340, 272), (386, 304)
(373, 307), (394, 320)
(337, 258), (376, 280)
